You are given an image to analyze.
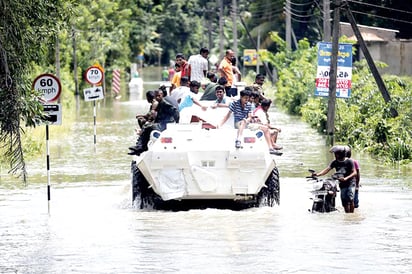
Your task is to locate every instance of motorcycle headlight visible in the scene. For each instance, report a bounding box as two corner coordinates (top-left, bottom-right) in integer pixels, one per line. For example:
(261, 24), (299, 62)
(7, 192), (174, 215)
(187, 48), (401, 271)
(313, 181), (323, 190)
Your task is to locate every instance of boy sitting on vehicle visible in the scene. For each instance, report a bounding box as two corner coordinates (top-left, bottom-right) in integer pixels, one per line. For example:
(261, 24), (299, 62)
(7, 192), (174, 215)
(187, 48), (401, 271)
(217, 89), (281, 155)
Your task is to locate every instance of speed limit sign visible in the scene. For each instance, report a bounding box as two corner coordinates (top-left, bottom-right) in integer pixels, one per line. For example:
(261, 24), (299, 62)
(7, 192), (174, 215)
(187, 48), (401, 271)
(85, 66), (104, 85)
(32, 73), (62, 102)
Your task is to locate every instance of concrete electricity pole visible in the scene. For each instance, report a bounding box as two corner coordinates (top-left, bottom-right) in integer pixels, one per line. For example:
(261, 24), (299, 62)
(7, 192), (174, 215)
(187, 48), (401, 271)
(323, 0), (331, 41)
(219, 0), (224, 61)
(232, 0), (238, 62)
(285, 0), (292, 50)
(326, 0), (340, 145)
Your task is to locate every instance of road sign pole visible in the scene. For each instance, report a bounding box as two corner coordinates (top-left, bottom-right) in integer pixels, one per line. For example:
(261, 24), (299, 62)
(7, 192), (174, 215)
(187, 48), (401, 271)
(33, 73), (61, 214)
(93, 100), (97, 145)
(46, 124), (51, 214)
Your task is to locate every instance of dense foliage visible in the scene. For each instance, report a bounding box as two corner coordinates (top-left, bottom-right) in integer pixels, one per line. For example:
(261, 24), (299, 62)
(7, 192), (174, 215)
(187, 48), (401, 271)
(0, 0), (72, 179)
(1, 0), (412, 178)
(263, 35), (412, 164)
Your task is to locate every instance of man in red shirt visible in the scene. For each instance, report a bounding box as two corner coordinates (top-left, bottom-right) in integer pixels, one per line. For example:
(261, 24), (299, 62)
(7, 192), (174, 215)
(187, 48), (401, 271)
(176, 53), (190, 79)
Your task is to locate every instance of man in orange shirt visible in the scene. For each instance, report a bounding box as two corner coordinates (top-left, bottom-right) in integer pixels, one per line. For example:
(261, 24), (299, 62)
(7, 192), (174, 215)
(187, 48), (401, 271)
(218, 49), (235, 96)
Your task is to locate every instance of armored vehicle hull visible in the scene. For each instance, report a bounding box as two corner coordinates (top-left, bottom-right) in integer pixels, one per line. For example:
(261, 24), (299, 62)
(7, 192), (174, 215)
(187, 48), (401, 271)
(131, 107), (280, 210)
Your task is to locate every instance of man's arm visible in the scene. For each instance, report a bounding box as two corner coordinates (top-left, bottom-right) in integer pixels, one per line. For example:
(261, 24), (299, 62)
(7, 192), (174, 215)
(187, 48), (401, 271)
(315, 167), (331, 177)
(218, 110), (232, 128)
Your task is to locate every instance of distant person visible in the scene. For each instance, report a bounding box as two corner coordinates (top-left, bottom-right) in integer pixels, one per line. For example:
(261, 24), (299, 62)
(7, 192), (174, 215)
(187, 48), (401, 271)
(188, 47), (209, 82)
(218, 49), (235, 96)
(170, 63), (181, 93)
(228, 56), (241, 97)
(200, 71), (219, 101)
(161, 66), (169, 81)
(252, 73), (267, 100)
(168, 65), (175, 81)
(176, 53), (190, 79)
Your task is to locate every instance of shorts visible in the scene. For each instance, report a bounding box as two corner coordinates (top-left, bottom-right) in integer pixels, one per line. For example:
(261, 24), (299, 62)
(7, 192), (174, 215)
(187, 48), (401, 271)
(235, 120), (246, 129)
(340, 185), (355, 206)
(247, 123), (261, 131)
(226, 87), (238, 97)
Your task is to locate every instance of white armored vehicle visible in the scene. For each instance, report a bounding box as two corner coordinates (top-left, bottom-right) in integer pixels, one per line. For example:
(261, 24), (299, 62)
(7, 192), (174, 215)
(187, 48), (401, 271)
(131, 106), (280, 210)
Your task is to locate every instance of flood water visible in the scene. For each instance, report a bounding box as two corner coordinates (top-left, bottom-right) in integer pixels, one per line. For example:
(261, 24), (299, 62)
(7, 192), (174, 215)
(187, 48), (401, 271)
(0, 68), (411, 273)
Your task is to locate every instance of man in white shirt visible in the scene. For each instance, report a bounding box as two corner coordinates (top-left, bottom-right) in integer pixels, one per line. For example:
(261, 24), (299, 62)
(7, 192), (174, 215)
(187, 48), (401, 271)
(170, 76), (190, 104)
(188, 47), (209, 82)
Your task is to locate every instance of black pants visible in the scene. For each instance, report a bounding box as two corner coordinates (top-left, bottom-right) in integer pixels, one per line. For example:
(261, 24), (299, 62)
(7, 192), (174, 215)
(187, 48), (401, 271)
(225, 87), (238, 97)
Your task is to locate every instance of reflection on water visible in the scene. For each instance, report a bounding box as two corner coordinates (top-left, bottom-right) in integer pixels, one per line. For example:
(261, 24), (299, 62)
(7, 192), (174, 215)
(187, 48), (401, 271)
(1, 178), (411, 273)
(1, 67), (411, 273)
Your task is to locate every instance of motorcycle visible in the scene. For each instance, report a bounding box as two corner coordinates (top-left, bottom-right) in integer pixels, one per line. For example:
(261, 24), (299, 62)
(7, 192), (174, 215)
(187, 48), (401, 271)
(306, 169), (339, 213)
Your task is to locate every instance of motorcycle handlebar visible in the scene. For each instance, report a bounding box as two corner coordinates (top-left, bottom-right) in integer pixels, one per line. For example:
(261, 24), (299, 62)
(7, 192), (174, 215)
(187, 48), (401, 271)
(306, 169), (317, 179)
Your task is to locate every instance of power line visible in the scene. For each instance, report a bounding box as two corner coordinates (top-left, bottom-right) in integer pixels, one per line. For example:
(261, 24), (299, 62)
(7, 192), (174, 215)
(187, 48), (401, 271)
(287, 0), (315, 7)
(284, 7), (316, 18)
(250, 7), (284, 19)
(347, 0), (412, 15)
(290, 16), (317, 24)
(286, 4), (316, 14)
(350, 10), (412, 25)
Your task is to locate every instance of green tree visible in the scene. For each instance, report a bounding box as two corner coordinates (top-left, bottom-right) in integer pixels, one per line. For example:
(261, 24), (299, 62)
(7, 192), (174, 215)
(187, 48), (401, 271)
(0, 0), (71, 180)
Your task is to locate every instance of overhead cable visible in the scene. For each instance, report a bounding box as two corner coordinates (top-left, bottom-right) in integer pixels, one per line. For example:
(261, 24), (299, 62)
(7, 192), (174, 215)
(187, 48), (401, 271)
(347, 0), (412, 15)
(350, 10), (412, 25)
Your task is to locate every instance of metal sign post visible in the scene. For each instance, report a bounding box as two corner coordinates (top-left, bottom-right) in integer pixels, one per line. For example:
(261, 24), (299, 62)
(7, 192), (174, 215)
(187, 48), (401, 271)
(32, 73), (62, 213)
(84, 65), (104, 146)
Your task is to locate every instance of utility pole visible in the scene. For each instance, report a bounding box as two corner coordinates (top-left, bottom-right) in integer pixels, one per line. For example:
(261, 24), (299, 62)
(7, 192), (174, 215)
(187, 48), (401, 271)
(232, 0), (238, 63)
(55, 35), (60, 79)
(256, 27), (260, 74)
(72, 27), (79, 96)
(326, 0), (340, 145)
(285, 0), (292, 50)
(341, 1), (398, 117)
(219, 0), (224, 60)
(323, 0), (331, 41)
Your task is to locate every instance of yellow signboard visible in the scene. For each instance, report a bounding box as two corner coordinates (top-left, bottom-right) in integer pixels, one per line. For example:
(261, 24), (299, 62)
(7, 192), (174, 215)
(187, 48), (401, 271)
(243, 49), (268, 66)
(243, 49), (258, 66)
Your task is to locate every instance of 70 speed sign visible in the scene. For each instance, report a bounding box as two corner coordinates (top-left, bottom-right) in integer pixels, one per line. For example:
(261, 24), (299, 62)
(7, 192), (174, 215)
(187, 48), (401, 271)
(32, 73), (62, 102)
(85, 66), (104, 85)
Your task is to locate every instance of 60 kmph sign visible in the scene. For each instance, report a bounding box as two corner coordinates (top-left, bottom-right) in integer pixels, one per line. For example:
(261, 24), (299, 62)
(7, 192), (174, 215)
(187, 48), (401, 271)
(33, 73), (62, 102)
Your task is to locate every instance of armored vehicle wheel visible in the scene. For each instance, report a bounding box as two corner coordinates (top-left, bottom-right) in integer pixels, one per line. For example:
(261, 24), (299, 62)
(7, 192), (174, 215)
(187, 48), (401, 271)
(131, 161), (162, 209)
(257, 167), (280, 207)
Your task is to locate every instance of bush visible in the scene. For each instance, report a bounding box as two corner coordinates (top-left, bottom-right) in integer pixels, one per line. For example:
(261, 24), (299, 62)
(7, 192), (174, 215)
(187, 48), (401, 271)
(262, 35), (412, 164)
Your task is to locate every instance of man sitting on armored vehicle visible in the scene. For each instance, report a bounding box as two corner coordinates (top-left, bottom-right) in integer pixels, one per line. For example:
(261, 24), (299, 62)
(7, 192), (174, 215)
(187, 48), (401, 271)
(210, 85), (229, 108)
(217, 89), (280, 155)
(178, 80), (208, 112)
(128, 89), (179, 156)
(135, 90), (158, 130)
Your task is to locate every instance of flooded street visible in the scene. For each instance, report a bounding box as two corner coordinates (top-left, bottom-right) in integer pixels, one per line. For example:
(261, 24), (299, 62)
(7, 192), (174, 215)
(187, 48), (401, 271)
(1, 71), (412, 273)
